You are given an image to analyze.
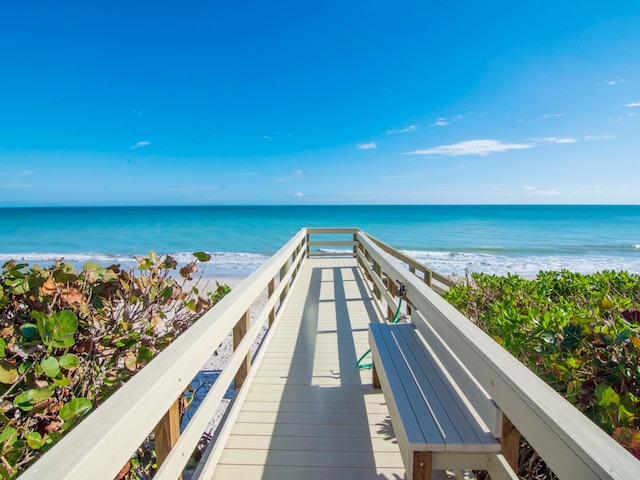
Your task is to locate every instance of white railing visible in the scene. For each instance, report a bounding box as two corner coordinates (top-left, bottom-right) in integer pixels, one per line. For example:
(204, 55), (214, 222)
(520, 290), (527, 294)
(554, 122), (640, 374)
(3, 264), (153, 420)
(22, 228), (638, 479)
(355, 231), (640, 479)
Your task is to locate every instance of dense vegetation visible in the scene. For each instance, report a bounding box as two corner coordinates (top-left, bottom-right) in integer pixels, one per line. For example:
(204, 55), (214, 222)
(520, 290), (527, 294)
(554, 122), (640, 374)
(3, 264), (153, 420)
(443, 270), (640, 473)
(0, 254), (229, 478)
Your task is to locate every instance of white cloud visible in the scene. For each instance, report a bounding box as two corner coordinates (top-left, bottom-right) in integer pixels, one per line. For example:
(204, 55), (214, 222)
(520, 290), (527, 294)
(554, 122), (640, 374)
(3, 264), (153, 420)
(2, 181), (31, 189)
(524, 186), (559, 196)
(276, 170), (304, 182)
(293, 192), (304, 198)
(626, 101), (640, 108)
(607, 79), (625, 86)
(584, 134), (615, 141)
(431, 118), (449, 127)
(357, 142), (377, 150)
(131, 141), (151, 150)
(533, 137), (576, 144)
(542, 113), (566, 119)
(404, 139), (533, 157)
(386, 125), (418, 134)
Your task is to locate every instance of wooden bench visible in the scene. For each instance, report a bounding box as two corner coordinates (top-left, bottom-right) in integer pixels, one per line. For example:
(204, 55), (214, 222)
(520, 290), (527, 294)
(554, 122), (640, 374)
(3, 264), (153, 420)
(369, 314), (518, 480)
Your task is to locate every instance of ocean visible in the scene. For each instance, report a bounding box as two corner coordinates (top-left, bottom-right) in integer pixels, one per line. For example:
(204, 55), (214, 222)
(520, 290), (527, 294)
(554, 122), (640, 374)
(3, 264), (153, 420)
(1, 205), (639, 277)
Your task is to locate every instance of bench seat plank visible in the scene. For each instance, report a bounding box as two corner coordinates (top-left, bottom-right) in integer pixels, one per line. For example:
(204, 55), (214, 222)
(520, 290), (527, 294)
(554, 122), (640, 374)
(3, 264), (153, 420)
(370, 323), (500, 454)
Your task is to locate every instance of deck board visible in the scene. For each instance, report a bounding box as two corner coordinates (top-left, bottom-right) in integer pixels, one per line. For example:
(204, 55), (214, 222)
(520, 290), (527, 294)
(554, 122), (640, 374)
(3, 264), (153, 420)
(208, 257), (408, 479)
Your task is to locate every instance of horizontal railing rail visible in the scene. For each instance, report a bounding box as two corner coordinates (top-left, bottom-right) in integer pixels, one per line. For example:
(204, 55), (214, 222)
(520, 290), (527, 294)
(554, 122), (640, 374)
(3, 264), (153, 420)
(21, 229), (309, 480)
(355, 230), (640, 479)
(22, 227), (636, 480)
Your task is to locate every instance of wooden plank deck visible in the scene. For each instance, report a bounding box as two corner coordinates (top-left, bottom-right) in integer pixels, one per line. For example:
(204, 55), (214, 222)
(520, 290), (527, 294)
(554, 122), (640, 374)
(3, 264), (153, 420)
(210, 257), (409, 479)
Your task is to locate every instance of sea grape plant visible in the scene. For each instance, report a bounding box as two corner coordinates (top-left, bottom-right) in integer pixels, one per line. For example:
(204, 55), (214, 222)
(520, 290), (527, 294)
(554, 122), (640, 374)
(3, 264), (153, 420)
(0, 253), (230, 478)
(443, 269), (640, 464)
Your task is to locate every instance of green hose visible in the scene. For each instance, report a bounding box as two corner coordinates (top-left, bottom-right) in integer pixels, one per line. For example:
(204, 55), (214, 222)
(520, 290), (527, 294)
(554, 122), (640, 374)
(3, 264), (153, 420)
(357, 298), (403, 370)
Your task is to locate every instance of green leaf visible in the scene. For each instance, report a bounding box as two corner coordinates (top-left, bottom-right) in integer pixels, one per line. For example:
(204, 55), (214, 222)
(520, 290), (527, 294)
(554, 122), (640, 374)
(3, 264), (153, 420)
(0, 364), (18, 384)
(137, 346), (154, 364)
(59, 353), (80, 371)
(41, 357), (60, 378)
(25, 432), (46, 449)
(193, 251), (211, 262)
(0, 426), (17, 445)
(616, 328), (632, 343)
(595, 384), (620, 407)
(597, 296), (614, 310)
(20, 323), (39, 341)
(52, 311), (78, 341)
(14, 385), (56, 411)
(59, 398), (92, 423)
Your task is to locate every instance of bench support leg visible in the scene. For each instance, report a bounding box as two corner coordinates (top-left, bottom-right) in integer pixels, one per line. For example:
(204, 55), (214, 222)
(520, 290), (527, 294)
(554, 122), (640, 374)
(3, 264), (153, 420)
(372, 362), (380, 389)
(413, 451), (432, 480)
(501, 415), (520, 473)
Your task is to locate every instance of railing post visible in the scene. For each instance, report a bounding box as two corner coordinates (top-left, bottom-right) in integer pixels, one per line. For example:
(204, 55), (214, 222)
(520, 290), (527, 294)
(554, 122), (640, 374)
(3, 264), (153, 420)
(268, 278), (275, 327)
(233, 309), (251, 389)
(280, 260), (290, 302)
(155, 399), (181, 479)
(353, 232), (358, 257)
(501, 415), (521, 473)
(306, 231), (310, 257)
(373, 261), (382, 301)
(387, 277), (395, 322)
(424, 270), (432, 287)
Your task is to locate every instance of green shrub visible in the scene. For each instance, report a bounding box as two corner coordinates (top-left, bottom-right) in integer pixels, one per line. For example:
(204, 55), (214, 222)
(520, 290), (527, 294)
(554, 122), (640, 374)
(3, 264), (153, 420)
(444, 269), (640, 460)
(0, 253), (229, 478)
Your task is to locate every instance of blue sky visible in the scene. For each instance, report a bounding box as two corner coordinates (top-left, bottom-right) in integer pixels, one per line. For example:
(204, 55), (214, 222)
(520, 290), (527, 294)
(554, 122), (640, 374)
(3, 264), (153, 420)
(1, 1), (639, 206)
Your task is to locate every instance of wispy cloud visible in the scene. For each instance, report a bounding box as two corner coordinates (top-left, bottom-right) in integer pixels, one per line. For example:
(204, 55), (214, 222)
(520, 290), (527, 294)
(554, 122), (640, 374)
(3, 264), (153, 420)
(431, 118), (449, 127)
(584, 134), (615, 141)
(277, 170), (304, 182)
(357, 142), (377, 150)
(386, 125), (418, 135)
(293, 192), (304, 198)
(533, 137), (577, 144)
(542, 113), (565, 119)
(626, 101), (640, 108)
(404, 139), (533, 157)
(1, 181), (31, 189)
(131, 141), (151, 150)
(524, 186), (559, 196)
(597, 79), (626, 86)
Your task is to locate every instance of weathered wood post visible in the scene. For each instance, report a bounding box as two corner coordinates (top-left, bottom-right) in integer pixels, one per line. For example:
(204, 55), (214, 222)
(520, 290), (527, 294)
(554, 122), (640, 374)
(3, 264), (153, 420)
(501, 416), (521, 473)
(233, 309), (251, 389)
(155, 400), (182, 479)
(279, 260), (290, 303)
(373, 261), (382, 301)
(424, 270), (432, 287)
(268, 278), (275, 327)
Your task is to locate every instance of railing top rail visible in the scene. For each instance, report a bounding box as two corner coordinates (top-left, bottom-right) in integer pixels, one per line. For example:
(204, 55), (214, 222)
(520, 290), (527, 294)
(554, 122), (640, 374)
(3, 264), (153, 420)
(21, 228), (308, 480)
(356, 230), (640, 480)
(306, 227), (359, 235)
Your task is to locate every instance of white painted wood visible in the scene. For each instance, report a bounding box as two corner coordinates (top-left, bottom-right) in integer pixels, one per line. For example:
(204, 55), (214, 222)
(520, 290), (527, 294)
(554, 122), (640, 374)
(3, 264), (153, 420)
(358, 231), (640, 479)
(21, 229), (308, 480)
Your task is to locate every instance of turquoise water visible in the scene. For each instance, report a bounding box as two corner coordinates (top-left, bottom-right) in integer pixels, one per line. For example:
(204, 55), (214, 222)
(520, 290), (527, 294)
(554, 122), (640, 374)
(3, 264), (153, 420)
(1, 205), (639, 276)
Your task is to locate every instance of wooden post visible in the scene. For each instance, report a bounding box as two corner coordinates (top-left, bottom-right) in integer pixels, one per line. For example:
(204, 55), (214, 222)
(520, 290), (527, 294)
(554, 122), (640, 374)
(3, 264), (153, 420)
(233, 309), (251, 389)
(353, 232), (358, 257)
(501, 415), (521, 473)
(279, 260), (290, 302)
(413, 451), (432, 480)
(155, 399), (181, 479)
(373, 262), (382, 301)
(387, 277), (395, 322)
(306, 231), (310, 257)
(268, 278), (275, 327)
(424, 270), (432, 287)
(372, 362), (380, 389)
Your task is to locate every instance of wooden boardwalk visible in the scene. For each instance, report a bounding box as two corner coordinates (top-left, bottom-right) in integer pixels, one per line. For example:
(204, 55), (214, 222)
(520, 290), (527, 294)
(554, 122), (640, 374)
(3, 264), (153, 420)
(210, 257), (409, 479)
